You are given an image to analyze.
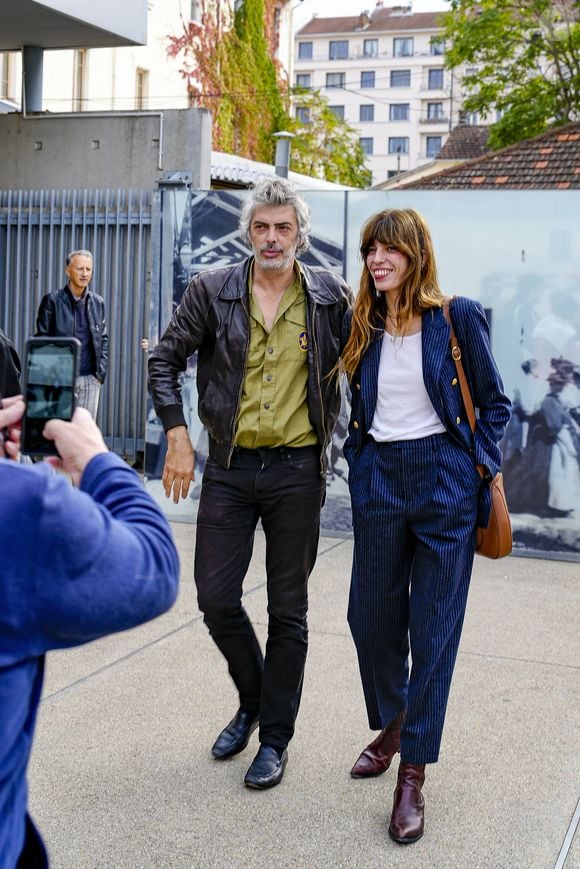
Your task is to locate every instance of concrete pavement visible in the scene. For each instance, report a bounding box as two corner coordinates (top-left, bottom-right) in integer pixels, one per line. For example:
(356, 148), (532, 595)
(28, 524), (579, 868)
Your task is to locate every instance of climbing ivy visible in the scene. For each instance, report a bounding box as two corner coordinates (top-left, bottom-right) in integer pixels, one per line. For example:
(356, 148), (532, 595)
(167, 0), (372, 186)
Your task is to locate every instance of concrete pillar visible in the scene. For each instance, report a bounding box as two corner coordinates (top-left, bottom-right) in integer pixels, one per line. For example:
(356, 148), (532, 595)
(22, 46), (44, 113)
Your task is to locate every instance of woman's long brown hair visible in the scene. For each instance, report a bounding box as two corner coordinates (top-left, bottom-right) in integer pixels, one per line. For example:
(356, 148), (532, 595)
(341, 208), (445, 379)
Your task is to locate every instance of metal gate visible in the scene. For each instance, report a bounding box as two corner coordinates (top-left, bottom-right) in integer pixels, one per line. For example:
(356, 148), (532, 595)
(0, 188), (152, 459)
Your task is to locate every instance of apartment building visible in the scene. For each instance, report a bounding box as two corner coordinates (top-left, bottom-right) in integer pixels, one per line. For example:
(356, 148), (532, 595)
(293, 3), (462, 185)
(0, 0), (293, 115)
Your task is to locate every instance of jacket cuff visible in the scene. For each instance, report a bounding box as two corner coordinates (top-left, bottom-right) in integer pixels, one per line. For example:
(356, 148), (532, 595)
(157, 403), (187, 433)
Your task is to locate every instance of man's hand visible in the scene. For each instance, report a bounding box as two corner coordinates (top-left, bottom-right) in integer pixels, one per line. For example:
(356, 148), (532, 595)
(0, 395), (24, 460)
(163, 425), (195, 503)
(43, 407), (108, 485)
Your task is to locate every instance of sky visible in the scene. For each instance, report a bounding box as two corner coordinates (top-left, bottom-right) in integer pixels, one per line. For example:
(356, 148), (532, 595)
(293, 0), (450, 29)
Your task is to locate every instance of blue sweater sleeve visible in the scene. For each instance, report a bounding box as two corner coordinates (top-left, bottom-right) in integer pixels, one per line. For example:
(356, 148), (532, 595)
(1, 453), (179, 658)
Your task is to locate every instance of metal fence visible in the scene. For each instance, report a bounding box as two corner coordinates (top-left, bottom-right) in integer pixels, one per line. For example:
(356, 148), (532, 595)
(0, 188), (152, 458)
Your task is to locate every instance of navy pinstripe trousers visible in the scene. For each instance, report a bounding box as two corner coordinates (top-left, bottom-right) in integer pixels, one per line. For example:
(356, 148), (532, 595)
(347, 432), (480, 765)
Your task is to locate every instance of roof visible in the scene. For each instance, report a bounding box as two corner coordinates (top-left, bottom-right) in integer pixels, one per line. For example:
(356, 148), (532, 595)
(397, 122), (580, 190)
(210, 151), (355, 191)
(437, 125), (491, 161)
(0, 0), (147, 51)
(371, 159), (462, 190)
(297, 7), (443, 37)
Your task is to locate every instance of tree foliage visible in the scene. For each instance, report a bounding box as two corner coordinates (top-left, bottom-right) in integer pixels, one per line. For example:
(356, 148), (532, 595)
(167, 1), (372, 187)
(443, 0), (580, 149)
(288, 88), (372, 188)
(167, 0), (285, 161)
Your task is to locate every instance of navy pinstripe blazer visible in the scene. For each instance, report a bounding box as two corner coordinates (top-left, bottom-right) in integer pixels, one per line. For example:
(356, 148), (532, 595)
(344, 297), (512, 525)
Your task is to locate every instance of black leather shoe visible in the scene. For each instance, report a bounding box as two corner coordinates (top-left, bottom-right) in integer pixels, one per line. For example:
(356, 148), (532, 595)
(244, 745), (288, 790)
(211, 709), (259, 760)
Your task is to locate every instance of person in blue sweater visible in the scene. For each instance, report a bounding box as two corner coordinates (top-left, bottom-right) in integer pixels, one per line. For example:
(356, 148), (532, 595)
(0, 395), (180, 868)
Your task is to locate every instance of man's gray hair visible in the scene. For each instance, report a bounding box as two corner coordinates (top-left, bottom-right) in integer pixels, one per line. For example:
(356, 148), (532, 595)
(66, 249), (93, 266)
(239, 176), (311, 255)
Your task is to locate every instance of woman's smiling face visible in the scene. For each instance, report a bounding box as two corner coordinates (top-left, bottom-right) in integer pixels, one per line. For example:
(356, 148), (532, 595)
(366, 240), (410, 296)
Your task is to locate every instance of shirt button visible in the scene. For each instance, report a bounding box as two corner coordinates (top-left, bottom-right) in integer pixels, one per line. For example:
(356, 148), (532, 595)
(353, 421), (359, 429)
(456, 416), (461, 424)
(264, 403), (271, 410)
(356, 383), (361, 390)
(451, 377), (458, 386)
(266, 375), (273, 382)
(267, 347), (274, 354)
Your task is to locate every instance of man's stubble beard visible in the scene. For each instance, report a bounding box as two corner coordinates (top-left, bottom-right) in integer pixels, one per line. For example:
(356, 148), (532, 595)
(253, 241), (298, 272)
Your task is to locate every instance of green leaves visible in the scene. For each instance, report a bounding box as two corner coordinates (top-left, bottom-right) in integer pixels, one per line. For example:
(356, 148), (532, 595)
(443, 0), (580, 148)
(287, 88), (372, 188)
(167, 1), (372, 186)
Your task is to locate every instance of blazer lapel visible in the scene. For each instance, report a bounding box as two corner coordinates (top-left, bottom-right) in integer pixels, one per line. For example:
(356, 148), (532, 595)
(422, 307), (449, 416)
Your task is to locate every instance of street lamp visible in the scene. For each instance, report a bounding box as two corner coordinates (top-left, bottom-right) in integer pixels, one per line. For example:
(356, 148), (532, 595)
(273, 131), (295, 178)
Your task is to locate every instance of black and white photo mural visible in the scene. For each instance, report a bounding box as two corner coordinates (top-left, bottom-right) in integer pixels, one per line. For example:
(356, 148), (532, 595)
(146, 188), (580, 561)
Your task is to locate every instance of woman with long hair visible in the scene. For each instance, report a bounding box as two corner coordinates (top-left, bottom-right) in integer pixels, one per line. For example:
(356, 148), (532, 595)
(342, 208), (510, 844)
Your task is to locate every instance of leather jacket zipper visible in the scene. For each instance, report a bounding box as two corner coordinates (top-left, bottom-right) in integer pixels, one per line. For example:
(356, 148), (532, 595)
(309, 301), (327, 477)
(226, 297), (251, 467)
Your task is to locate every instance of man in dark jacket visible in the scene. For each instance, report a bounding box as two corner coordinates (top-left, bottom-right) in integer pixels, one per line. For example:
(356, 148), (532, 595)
(36, 250), (108, 419)
(148, 177), (351, 790)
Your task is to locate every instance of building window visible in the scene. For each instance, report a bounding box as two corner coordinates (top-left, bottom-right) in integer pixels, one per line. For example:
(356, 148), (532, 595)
(389, 103), (410, 121)
(427, 101), (444, 119)
(329, 40), (349, 60)
(360, 70), (375, 88)
(329, 105), (345, 120)
(387, 170), (400, 178)
(426, 136), (442, 157)
(466, 111), (479, 124)
(430, 38), (445, 55)
(388, 136), (409, 154)
(72, 49), (87, 111)
(0, 53), (10, 98)
(393, 37), (413, 57)
(326, 72), (345, 89)
(390, 69), (411, 87)
(190, 1), (202, 22)
(295, 106), (311, 124)
(364, 38), (378, 57)
(360, 104), (374, 122)
(360, 137), (373, 155)
(298, 42), (313, 60)
(135, 68), (149, 110)
(428, 68), (444, 89)
(295, 73), (311, 89)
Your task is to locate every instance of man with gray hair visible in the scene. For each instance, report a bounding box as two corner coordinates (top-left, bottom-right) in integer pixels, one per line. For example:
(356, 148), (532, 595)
(36, 249), (108, 419)
(149, 176), (351, 789)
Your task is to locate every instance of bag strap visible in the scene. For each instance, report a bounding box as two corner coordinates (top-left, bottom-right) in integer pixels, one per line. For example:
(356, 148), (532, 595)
(442, 299), (476, 434)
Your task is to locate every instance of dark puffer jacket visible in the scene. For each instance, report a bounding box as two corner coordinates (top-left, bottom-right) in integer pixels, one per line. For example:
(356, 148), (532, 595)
(148, 257), (352, 472)
(35, 286), (108, 382)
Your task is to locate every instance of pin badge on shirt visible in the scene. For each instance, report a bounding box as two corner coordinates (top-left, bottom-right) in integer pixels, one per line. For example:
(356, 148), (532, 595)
(298, 331), (308, 351)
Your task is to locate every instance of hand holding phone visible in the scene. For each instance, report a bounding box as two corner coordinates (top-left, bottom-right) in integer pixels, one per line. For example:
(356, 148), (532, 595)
(43, 407), (108, 485)
(21, 337), (80, 456)
(0, 395), (25, 460)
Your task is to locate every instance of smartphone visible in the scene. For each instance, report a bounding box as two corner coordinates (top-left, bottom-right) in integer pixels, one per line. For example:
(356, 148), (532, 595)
(21, 336), (80, 456)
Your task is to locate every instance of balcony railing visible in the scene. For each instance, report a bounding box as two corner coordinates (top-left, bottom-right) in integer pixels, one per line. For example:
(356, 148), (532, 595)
(419, 115), (449, 124)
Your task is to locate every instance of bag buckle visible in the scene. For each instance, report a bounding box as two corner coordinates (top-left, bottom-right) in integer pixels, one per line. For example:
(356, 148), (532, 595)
(451, 345), (461, 361)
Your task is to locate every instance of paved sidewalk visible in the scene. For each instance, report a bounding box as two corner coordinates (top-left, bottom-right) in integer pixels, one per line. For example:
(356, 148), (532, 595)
(29, 523), (579, 868)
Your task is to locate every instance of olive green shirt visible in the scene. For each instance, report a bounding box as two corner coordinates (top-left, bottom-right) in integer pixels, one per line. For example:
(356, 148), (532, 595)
(234, 268), (317, 448)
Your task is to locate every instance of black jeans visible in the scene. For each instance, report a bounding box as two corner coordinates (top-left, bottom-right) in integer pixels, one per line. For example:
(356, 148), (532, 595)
(194, 445), (325, 751)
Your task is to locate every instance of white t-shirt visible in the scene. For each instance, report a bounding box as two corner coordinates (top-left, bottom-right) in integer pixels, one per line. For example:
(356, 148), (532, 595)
(369, 330), (446, 442)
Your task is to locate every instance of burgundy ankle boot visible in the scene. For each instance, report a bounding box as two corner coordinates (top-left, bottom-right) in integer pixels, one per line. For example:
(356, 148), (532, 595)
(350, 711), (405, 778)
(388, 761), (426, 844)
